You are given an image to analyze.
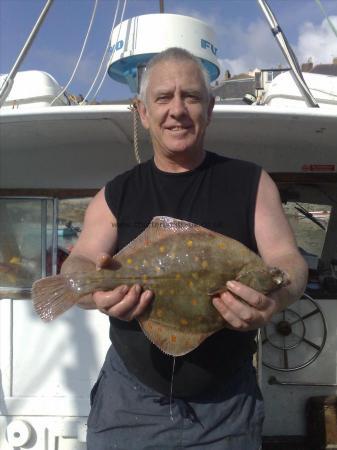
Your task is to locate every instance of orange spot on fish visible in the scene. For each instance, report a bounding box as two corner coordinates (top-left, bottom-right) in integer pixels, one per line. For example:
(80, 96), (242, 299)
(159, 245), (166, 253)
(187, 240), (193, 247)
(191, 298), (198, 306)
(171, 335), (177, 343)
(127, 258), (133, 265)
(180, 318), (188, 326)
(218, 243), (225, 249)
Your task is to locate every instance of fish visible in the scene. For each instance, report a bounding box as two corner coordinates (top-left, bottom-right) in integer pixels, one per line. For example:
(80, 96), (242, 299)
(0, 260), (32, 285)
(32, 216), (288, 356)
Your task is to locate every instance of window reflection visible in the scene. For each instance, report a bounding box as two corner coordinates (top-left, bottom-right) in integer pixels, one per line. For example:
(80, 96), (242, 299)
(0, 198), (56, 298)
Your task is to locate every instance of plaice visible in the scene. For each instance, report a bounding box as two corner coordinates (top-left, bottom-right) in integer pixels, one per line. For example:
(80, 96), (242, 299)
(32, 216), (288, 356)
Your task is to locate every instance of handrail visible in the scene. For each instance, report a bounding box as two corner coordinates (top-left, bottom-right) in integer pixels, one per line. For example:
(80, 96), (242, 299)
(257, 0), (319, 108)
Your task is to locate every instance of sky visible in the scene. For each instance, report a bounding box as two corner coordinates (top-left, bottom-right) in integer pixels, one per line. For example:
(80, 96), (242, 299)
(1, 0), (337, 101)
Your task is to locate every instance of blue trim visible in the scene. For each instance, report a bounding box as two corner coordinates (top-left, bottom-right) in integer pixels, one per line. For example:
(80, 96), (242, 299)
(107, 53), (220, 93)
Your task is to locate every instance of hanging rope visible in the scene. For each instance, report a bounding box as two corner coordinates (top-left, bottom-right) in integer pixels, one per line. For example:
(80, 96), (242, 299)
(90, 0), (128, 102)
(129, 99), (141, 164)
(50, 0), (99, 105)
(80, 0), (121, 104)
(315, 0), (337, 39)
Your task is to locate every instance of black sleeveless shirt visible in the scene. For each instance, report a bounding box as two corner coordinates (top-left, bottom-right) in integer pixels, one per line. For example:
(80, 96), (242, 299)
(105, 151), (261, 397)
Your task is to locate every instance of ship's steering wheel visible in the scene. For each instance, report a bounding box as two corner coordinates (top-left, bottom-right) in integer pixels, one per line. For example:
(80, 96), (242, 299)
(261, 293), (327, 371)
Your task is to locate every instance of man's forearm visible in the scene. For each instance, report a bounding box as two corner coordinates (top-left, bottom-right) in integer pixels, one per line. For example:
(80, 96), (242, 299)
(60, 254), (98, 309)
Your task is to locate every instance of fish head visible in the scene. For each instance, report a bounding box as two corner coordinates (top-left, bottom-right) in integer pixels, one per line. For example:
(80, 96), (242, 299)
(235, 266), (289, 294)
(269, 267), (290, 290)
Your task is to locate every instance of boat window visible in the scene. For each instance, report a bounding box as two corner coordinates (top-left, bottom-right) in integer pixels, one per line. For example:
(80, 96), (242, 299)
(57, 197), (90, 250)
(0, 197), (56, 299)
(283, 201), (331, 267)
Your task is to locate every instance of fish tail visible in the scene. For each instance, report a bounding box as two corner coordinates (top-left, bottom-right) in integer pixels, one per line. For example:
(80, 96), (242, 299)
(32, 274), (82, 322)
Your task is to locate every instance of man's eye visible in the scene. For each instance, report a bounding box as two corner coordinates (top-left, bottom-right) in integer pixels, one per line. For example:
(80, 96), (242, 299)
(157, 96), (169, 102)
(186, 95), (200, 102)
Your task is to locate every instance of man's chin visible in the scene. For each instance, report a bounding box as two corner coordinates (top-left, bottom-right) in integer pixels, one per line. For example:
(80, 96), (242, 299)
(163, 138), (198, 153)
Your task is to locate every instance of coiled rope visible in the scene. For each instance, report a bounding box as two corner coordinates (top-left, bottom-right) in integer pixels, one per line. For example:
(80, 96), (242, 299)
(129, 99), (141, 164)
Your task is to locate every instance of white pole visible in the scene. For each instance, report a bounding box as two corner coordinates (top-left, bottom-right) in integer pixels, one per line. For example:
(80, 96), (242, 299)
(0, 0), (54, 107)
(257, 0), (319, 108)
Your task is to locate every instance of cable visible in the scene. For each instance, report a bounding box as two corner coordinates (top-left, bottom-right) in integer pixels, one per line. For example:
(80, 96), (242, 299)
(80, 0), (121, 104)
(50, 0), (99, 105)
(315, 0), (337, 39)
(90, 0), (128, 102)
(309, 88), (337, 99)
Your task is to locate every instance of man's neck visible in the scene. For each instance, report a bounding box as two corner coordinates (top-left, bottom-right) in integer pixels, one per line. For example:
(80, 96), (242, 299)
(153, 149), (206, 173)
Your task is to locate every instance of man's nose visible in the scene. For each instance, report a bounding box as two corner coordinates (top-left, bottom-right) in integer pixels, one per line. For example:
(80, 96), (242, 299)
(169, 95), (187, 117)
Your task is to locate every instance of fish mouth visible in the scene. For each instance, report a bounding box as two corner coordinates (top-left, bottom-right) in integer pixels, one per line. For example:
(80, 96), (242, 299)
(270, 267), (290, 287)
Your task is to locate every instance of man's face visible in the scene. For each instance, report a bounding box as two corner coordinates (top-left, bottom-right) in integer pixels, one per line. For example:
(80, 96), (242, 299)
(138, 59), (214, 158)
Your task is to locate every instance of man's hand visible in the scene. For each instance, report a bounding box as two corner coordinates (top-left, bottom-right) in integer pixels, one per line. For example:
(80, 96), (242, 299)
(212, 280), (279, 331)
(93, 253), (153, 321)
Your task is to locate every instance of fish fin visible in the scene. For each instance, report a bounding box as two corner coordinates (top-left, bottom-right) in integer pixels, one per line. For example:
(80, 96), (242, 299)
(138, 318), (213, 356)
(208, 287), (228, 296)
(114, 216), (213, 261)
(32, 275), (81, 322)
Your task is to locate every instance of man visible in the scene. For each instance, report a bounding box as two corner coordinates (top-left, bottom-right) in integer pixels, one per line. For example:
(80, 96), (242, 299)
(61, 48), (308, 449)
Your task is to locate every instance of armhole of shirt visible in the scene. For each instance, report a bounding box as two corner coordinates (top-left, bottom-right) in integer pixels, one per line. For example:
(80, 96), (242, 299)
(248, 164), (262, 254)
(104, 178), (119, 219)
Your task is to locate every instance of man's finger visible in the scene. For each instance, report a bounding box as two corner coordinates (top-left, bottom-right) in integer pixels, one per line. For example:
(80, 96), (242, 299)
(106, 284), (142, 320)
(127, 290), (153, 319)
(95, 253), (112, 270)
(96, 253), (121, 271)
(226, 280), (268, 310)
(93, 285), (129, 309)
(213, 296), (248, 331)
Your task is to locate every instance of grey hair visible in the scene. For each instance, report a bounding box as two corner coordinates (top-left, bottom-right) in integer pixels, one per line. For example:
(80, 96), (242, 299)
(138, 47), (211, 103)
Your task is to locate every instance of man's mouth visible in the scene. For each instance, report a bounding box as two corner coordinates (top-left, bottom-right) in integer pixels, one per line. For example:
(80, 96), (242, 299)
(167, 126), (190, 131)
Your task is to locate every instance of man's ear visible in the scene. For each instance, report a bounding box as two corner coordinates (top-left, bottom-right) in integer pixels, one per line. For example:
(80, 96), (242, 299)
(137, 99), (149, 129)
(206, 95), (215, 125)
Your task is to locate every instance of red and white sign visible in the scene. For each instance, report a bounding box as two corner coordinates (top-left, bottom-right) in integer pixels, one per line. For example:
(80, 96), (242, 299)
(302, 164), (336, 172)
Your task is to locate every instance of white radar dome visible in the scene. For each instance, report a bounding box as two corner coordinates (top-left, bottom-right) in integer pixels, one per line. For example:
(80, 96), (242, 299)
(107, 14), (220, 92)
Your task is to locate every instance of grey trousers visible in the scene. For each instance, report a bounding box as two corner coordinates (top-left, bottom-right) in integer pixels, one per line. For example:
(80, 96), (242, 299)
(87, 345), (264, 450)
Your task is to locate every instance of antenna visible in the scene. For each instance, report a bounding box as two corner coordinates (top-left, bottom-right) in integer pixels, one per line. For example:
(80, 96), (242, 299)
(107, 14), (220, 93)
